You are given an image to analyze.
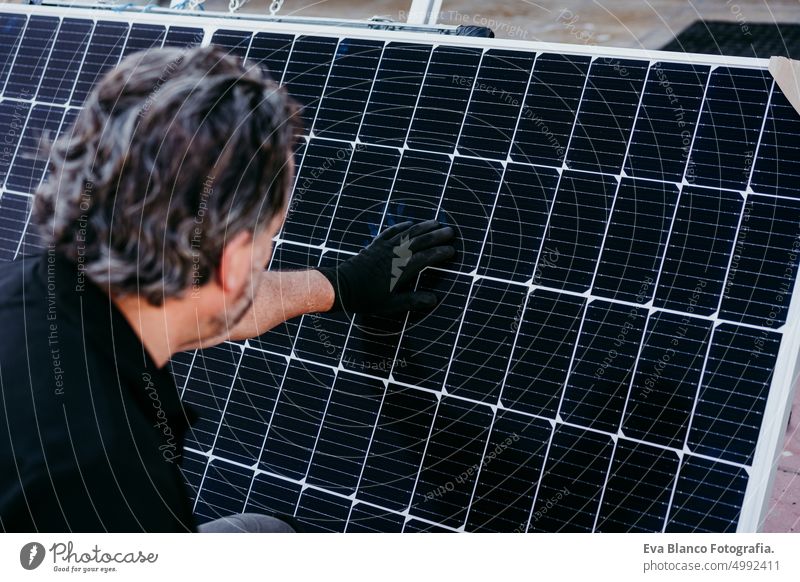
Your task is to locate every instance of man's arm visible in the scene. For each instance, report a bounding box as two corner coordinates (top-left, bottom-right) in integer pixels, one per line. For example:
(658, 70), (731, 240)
(206, 219), (455, 348)
(212, 269), (334, 345)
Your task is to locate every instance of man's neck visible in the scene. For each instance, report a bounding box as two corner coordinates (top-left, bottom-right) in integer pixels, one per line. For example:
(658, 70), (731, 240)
(111, 294), (191, 368)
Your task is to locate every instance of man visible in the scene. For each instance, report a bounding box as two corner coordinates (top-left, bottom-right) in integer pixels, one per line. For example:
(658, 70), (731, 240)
(0, 45), (455, 532)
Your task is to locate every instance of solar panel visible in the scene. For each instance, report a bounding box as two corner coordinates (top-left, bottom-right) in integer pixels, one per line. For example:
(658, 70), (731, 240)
(1, 3), (799, 533)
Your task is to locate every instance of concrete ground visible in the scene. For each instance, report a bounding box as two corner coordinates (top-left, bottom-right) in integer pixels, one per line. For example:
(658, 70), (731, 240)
(194, 0), (800, 532)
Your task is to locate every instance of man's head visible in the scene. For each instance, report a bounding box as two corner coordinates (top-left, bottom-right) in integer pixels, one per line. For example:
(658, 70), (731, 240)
(34, 44), (300, 335)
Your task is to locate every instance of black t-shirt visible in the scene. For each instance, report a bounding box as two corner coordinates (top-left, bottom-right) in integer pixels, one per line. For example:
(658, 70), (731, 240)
(0, 249), (198, 532)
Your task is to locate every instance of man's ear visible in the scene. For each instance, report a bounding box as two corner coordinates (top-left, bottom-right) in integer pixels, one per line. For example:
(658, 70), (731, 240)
(216, 230), (254, 296)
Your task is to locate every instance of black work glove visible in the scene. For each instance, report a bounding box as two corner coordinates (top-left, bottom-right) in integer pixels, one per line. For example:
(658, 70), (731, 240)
(316, 219), (456, 315)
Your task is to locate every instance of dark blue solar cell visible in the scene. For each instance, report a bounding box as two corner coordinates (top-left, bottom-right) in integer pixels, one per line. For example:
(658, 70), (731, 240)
(178, 448), (207, 506)
(393, 270), (471, 390)
(501, 289), (585, 417)
(246, 32), (294, 83)
(210, 28), (251, 59)
(306, 372), (383, 495)
(193, 460), (251, 524)
(750, 86), (800, 197)
(259, 361), (334, 480)
(163, 26), (203, 48)
(356, 384), (437, 511)
(181, 343), (243, 453)
(245, 472), (301, 517)
(561, 300), (647, 432)
(0, 191), (31, 261)
(248, 243), (320, 354)
(6, 104), (64, 194)
(409, 398), (492, 529)
(566, 58), (648, 174)
(168, 350), (195, 394)
(0, 13), (26, 93)
(466, 411), (551, 533)
(622, 311), (712, 449)
(121, 23), (165, 56)
(341, 311), (405, 378)
(3, 16), (58, 99)
(295, 487), (351, 532)
(666, 455), (748, 532)
(382, 149), (450, 227)
(654, 186), (743, 315)
(624, 62), (709, 181)
(70, 21), (129, 106)
(294, 252), (353, 366)
(437, 157), (502, 273)
(457, 49), (536, 159)
(445, 278), (526, 403)
(313, 38), (383, 141)
(406, 45), (482, 153)
(0, 100), (31, 187)
(687, 67), (772, 190)
(595, 440), (679, 533)
(326, 145), (400, 253)
(535, 171), (618, 292)
(478, 163), (558, 283)
(37, 18), (92, 104)
(719, 195), (800, 327)
(282, 36), (338, 134)
(346, 503), (404, 532)
(359, 42), (431, 148)
(212, 350), (286, 466)
(528, 424), (612, 532)
(511, 53), (590, 167)
(281, 139), (351, 245)
(593, 178), (680, 302)
(688, 323), (781, 465)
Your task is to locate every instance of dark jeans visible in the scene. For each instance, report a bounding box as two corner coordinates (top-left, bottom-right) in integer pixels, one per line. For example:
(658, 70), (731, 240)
(197, 512), (295, 533)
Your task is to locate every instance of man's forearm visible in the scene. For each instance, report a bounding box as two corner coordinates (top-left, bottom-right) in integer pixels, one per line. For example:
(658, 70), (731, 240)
(226, 269), (334, 342)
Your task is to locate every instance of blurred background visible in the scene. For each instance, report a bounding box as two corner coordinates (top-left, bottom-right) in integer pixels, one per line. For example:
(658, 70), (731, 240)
(197, 0), (800, 51)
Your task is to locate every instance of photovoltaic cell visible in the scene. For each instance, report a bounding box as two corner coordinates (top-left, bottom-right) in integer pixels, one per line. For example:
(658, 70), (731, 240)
(666, 455), (748, 532)
(282, 36), (338, 136)
(502, 289), (586, 418)
(687, 67), (772, 191)
(478, 163), (558, 282)
(2, 16), (58, 99)
(37, 18), (92, 104)
(560, 300), (648, 433)
(1, 6), (797, 533)
(313, 38), (383, 141)
(622, 311), (713, 449)
(511, 53), (590, 167)
(358, 42), (431, 148)
(70, 21), (128, 106)
(246, 32), (293, 82)
(595, 440), (679, 532)
(688, 323), (781, 465)
(653, 185), (743, 314)
(750, 86), (800, 197)
(457, 49), (536, 159)
(624, 62), (709, 182)
(466, 411), (551, 532)
(592, 178), (680, 302)
(535, 171), (618, 292)
(406, 45), (482, 153)
(409, 397), (492, 528)
(566, 58), (648, 174)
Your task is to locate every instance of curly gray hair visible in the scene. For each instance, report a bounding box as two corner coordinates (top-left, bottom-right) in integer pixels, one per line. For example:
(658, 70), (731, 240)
(34, 45), (300, 305)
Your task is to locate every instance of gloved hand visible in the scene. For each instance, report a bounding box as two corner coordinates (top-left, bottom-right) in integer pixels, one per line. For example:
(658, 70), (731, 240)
(316, 219), (456, 315)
